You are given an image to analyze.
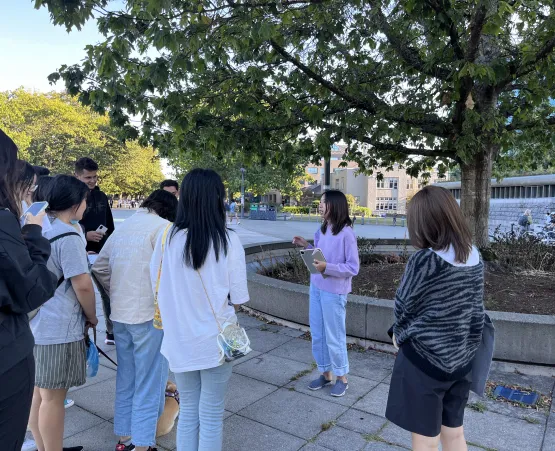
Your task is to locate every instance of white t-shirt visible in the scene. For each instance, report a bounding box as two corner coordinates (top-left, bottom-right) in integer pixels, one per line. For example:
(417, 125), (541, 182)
(431, 245), (480, 267)
(150, 228), (250, 372)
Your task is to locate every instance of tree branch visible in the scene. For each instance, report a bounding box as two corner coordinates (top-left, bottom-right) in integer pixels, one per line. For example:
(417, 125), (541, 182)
(424, 0), (464, 60)
(465, 1), (488, 61)
(506, 115), (555, 131)
(367, 5), (452, 80)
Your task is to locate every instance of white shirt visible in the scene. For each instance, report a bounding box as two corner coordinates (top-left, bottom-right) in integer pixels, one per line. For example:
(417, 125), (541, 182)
(151, 228), (249, 372)
(92, 209), (170, 324)
(432, 245), (480, 267)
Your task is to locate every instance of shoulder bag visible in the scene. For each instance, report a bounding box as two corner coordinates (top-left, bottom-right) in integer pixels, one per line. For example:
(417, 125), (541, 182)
(153, 224), (172, 330)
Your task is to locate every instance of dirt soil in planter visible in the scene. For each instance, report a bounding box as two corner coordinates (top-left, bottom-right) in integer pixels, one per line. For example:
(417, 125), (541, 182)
(266, 261), (555, 316)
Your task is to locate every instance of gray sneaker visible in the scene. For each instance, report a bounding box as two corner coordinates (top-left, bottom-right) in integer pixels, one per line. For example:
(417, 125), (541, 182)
(308, 375), (333, 391)
(330, 379), (348, 397)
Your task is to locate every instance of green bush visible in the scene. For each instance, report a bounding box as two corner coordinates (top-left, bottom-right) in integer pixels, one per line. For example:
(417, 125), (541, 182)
(283, 206), (310, 214)
(352, 206), (372, 216)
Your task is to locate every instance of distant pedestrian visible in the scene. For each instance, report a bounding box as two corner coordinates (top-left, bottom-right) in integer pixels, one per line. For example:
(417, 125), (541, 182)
(518, 209), (532, 232)
(229, 199), (240, 225)
(393, 213), (397, 226)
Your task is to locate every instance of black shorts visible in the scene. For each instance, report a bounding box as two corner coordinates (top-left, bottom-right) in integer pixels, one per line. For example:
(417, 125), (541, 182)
(385, 347), (472, 437)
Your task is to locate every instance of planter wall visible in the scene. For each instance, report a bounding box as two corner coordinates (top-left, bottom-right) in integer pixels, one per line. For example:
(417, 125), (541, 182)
(245, 242), (555, 366)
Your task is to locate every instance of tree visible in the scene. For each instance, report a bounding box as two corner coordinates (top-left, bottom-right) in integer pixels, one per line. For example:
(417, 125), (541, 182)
(169, 149), (307, 199)
(37, 0), (555, 246)
(0, 89), (163, 196)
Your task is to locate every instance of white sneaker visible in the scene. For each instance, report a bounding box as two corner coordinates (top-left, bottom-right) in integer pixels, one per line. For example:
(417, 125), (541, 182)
(21, 439), (37, 451)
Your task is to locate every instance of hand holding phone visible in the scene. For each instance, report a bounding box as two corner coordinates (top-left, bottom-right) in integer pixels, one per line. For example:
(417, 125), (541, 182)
(22, 202), (49, 226)
(96, 225), (108, 235)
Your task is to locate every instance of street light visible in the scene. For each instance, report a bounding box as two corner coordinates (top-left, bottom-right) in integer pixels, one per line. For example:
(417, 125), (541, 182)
(240, 167), (246, 219)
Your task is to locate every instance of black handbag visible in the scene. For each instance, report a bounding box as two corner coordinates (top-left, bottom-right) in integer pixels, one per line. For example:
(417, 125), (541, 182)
(470, 314), (495, 397)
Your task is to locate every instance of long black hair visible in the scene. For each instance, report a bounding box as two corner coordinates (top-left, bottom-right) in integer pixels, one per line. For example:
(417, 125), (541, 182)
(141, 189), (178, 222)
(33, 176), (54, 203)
(321, 190), (352, 235)
(16, 160), (36, 196)
(0, 129), (22, 216)
(44, 175), (89, 213)
(172, 168), (228, 270)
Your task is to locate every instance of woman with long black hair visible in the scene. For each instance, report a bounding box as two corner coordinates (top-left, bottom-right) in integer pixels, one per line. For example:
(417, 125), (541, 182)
(0, 129), (57, 449)
(150, 169), (249, 451)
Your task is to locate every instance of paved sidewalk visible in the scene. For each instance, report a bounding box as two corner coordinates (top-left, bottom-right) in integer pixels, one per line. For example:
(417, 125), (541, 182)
(41, 308), (554, 451)
(39, 212), (555, 450)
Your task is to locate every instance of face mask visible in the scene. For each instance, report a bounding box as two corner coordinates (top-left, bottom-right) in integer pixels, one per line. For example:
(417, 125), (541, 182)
(70, 219), (79, 225)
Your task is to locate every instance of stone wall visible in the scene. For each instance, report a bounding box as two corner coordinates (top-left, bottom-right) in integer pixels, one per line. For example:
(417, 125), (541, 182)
(488, 198), (555, 232)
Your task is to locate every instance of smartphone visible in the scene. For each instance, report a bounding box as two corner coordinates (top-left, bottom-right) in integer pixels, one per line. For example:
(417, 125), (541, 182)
(21, 201), (48, 219)
(96, 225), (108, 235)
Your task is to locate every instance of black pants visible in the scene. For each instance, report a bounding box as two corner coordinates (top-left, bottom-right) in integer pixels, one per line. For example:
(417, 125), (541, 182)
(0, 353), (35, 450)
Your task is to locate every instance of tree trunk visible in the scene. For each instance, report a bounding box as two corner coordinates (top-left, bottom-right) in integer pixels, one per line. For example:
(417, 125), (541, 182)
(460, 147), (495, 248)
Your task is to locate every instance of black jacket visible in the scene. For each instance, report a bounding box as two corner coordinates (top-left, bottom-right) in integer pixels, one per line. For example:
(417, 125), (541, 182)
(80, 186), (115, 254)
(0, 209), (57, 375)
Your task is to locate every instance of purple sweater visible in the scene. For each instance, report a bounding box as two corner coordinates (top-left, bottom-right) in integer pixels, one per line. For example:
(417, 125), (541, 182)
(308, 225), (360, 295)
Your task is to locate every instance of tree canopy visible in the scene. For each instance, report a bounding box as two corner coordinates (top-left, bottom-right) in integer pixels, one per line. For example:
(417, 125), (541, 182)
(0, 88), (163, 196)
(36, 0), (555, 245)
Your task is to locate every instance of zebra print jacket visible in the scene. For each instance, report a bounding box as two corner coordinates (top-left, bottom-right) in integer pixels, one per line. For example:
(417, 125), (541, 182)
(393, 248), (485, 381)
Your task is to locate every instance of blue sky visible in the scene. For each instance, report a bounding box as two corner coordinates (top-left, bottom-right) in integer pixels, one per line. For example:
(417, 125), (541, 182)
(0, 2), (103, 92)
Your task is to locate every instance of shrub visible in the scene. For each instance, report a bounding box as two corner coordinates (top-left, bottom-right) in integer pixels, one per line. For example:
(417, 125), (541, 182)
(488, 228), (555, 272)
(352, 206), (372, 216)
(283, 206), (310, 214)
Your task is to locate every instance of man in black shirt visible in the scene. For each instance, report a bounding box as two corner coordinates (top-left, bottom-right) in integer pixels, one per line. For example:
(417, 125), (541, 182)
(76, 157), (116, 344)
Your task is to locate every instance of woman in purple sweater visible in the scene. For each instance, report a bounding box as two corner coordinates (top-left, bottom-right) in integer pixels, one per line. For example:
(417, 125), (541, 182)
(293, 190), (360, 397)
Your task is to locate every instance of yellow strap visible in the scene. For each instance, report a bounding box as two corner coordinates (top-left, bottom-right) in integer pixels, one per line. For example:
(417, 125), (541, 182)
(153, 224), (172, 329)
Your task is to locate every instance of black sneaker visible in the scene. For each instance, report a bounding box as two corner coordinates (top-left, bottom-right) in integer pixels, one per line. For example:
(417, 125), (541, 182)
(63, 447), (84, 451)
(115, 442), (135, 451)
(105, 333), (115, 345)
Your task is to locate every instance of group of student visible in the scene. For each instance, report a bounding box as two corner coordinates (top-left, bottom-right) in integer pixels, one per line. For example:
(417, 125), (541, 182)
(1, 123), (487, 451)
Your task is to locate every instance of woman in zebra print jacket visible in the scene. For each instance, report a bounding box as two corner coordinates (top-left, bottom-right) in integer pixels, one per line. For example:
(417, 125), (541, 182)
(385, 185), (485, 451)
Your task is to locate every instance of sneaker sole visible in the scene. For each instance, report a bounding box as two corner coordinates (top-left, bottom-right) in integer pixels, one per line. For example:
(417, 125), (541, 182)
(330, 385), (349, 397)
(105, 340), (115, 345)
(307, 381), (332, 391)
(64, 399), (75, 409)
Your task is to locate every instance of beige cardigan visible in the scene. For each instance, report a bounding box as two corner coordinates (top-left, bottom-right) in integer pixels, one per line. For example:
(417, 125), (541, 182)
(92, 209), (170, 325)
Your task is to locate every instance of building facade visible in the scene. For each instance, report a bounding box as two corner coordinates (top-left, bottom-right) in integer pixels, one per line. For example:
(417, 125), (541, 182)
(435, 174), (555, 231)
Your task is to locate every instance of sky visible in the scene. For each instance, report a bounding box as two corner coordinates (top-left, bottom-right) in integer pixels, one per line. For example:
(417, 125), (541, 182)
(0, 2), (103, 92)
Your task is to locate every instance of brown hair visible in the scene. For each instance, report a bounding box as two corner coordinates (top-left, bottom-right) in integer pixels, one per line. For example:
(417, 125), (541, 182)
(407, 185), (473, 264)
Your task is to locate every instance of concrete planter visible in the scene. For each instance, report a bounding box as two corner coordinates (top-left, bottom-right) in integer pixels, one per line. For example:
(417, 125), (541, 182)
(245, 242), (555, 366)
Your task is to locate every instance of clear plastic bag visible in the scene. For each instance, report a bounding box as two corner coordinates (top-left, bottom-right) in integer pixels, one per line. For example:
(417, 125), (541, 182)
(86, 340), (99, 378)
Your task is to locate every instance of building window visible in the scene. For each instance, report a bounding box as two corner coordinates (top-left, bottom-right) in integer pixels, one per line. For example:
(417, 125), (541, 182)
(307, 167), (318, 174)
(335, 179), (339, 188)
(389, 178), (398, 189)
(331, 157), (339, 161)
(377, 179), (385, 188)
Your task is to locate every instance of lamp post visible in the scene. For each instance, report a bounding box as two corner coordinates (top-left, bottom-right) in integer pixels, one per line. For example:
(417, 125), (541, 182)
(240, 167), (246, 219)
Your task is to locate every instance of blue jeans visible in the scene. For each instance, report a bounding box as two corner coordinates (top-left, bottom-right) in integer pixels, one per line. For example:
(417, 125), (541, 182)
(113, 320), (168, 447)
(309, 285), (349, 376)
(175, 363), (233, 451)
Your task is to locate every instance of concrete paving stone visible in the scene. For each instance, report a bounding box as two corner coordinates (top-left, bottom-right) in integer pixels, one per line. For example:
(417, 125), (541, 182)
(231, 350), (263, 368)
(246, 327), (295, 353)
(287, 370), (380, 408)
(467, 391), (548, 424)
(257, 322), (307, 338)
(364, 441), (408, 451)
(225, 373), (278, 413)
(239, 388), (348, 440)
(336, 409), (387, 435)
(487, 368), (555, 396)
(63, 420), (119, 449)
(68, 363), (117, 393)
(233, 353), (313, 387)
(379, 422), (412, 449)
(223, 415), (306, 451)
(71, 377), (116, 420)
(542, 418), (555, 451)
(269, 337), (315, 364)
(237, 312), (267, 329)
(348, 351), (395, 382)
(352, 383), (391, 418)
(63, 405), (106, 439)
(464, 408), (545, 451)
(314, 425), (368, 451)
(300, 444), (330, 451)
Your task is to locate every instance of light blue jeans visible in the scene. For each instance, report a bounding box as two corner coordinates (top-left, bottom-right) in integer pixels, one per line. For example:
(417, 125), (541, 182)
(309, 285), (350, 376)
(113, 320), (168, 447)
(175, 363), (233, 451)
